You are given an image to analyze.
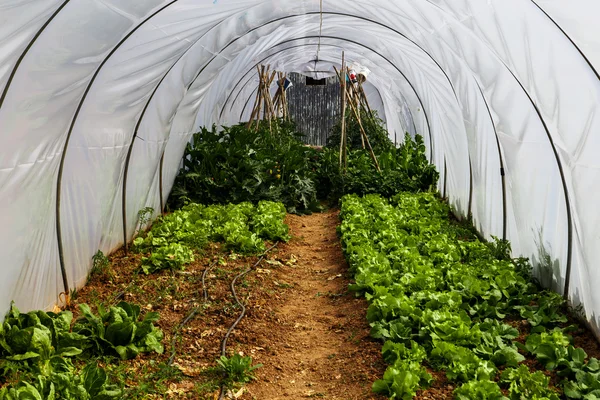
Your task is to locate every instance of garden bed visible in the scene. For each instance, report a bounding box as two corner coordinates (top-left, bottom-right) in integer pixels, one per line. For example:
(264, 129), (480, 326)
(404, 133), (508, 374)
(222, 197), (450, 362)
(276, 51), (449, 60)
(338, 193), (600, 399)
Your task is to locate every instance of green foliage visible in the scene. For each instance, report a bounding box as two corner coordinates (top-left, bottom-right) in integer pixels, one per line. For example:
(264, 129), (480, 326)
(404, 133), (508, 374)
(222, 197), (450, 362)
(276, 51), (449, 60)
(90, 250), (110, 278)
(475, 319), (524, 367)
(453, 380), (507, 400)
(141, 243), (195, 274)
(169, 113), (438, 212)
(373, 342), (431, 400)
(430, 341), (497, 382)
(520, 330), (600, 398)
(316, 134), (438, 200)
(136, 207), (155, 234)
(500, 365), (560, 400)
(252, 201), (291, 242)
(516, 291), (568, 328)
(562, 358), (600, 399)
(327, 109), (393, 152)
(168, 120), (321, 213)
(72, 302), (164, 360)
(372, 359), (432, 400)
(0, 362), (121, 400)
(0, 303), (158, 399)
(133, 201), (290, 274)
(524, 330), (573, 370)
(0, 303), (83, 376)
(486, 236), (512, 261)
(216, 354), (262, 390)
(337, 193), (584, 399)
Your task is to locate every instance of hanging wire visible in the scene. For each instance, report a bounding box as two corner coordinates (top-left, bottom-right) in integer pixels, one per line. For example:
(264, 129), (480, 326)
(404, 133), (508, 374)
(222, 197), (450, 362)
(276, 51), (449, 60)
(316, 0), (323, 62)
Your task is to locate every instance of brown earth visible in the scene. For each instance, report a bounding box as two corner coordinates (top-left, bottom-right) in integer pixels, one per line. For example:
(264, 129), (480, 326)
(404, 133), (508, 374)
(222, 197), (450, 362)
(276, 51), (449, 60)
(240, 209), (386, 400)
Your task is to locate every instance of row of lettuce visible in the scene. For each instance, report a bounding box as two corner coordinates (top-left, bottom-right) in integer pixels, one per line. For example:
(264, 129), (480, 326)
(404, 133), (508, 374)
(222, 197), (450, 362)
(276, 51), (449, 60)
(1, 201), (290, 398)
(338, 193), (600, 400)
(0, 301), (163, 398)
(133, 200), (290, 274)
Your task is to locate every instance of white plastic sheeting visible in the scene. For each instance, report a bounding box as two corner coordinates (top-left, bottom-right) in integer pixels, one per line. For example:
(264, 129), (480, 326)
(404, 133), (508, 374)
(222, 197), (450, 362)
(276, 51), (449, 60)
(1, 0), (599, 339)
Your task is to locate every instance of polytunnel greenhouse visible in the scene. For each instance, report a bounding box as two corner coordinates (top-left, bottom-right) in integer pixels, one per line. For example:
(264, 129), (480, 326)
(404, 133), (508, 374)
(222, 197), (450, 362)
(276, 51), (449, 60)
(1, 1), (600, 399)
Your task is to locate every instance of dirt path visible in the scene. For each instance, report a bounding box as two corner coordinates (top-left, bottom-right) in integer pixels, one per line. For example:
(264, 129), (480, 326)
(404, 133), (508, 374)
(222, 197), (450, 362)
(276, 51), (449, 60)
(240, 209), (386, 399)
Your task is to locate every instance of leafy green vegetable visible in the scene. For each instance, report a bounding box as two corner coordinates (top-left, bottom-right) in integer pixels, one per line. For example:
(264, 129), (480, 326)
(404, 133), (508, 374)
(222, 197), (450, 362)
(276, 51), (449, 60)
(72, 302), (163, 360)
(251, 201), (290, 242)
(475, 319), (524, 367)
(524, 329), (574, 371)
(134, 201), (291, 272)
(337, 193), (581, 399)
(0, 362), (121, 400)
(141, 242), (194, 274)
(563, 365), (600, 399)
(429, 341), (496, 382)
(0, 303), (85, 377)
(0, 304), (126, 399)
(373, 340), (432, 399)
(516, 291), (568, 328)
(372, 359), (432, 400)
(500, 365), (560, 400)
(453, 380), (508, 400)
(216, 354), (262, 390)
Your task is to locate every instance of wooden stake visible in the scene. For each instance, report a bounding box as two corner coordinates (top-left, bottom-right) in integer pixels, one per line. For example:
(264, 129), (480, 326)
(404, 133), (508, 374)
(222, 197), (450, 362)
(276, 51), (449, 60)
(334, 53), (347, 172)
(345, 86), (381, 172)
(358, 81), (374, 120)
(283, 73), (290, 121)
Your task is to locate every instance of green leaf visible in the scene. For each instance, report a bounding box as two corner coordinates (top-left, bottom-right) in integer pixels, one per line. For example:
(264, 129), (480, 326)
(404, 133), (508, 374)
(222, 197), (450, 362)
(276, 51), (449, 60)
(81, 362), (108, 396)
(5, 351), (40, 361)
(454, 380), (507, 400)
(56, 346), (82, 357)
(105, 321), (136, 348)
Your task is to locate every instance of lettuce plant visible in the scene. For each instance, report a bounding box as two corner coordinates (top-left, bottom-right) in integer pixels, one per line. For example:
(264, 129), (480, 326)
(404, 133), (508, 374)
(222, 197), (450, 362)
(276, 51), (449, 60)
(72, 302), (163, 360)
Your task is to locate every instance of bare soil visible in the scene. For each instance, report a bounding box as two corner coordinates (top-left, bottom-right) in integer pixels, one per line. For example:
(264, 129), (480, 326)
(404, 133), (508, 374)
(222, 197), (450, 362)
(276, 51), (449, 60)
(241, 210), (386, 399)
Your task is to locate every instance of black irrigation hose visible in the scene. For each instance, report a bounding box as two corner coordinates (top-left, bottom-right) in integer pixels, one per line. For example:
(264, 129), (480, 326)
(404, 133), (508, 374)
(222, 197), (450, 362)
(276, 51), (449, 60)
(218, 243), (279, 400)
(168, 260), (218, 366)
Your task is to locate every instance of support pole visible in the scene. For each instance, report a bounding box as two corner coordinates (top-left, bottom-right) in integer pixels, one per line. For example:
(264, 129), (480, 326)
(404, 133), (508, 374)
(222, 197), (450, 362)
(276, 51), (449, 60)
(336, 53), (347, 172)
(345, 84), (381, 172)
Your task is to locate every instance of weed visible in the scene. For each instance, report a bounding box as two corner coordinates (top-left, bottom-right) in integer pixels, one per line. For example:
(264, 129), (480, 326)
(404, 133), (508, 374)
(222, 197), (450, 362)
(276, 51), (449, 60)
(136, 207), (155, 236)
(192, 367), (223, 398)
(110, 361), (183, 399)
(91, 249), (111, 279)
(216, 353), (262, 390)
(487, 235), (512, 261)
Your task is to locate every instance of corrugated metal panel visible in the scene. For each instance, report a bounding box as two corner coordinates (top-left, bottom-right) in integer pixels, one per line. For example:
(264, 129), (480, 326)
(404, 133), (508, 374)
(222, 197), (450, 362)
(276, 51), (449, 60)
(287, 73), (340, 146)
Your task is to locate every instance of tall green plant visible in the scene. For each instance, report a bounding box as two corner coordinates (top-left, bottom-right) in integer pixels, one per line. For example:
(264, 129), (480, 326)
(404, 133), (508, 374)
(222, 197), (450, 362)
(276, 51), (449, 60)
(168, 120), (320, 213)
(315, 134), (438, 200)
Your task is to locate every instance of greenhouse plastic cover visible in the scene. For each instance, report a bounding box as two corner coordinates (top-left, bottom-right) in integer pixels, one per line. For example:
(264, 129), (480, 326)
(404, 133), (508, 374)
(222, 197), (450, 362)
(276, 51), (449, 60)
(0, 0), (599, 338)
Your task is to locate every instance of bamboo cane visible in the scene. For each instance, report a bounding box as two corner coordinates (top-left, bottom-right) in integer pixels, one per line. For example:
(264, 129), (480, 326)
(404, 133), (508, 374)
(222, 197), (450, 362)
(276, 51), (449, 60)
(358, 81), (374, 120)
(334, 53), (347, 172)
(344, 86), (381, 172)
